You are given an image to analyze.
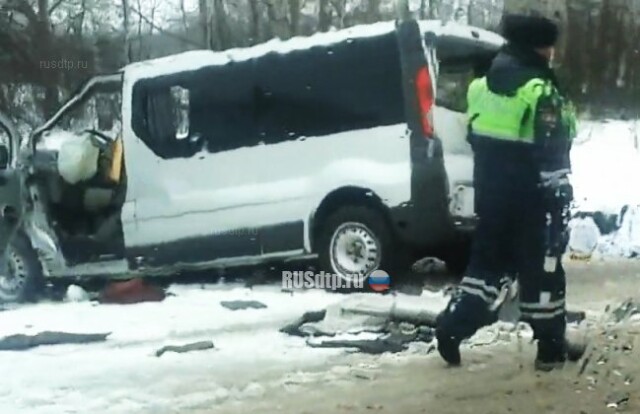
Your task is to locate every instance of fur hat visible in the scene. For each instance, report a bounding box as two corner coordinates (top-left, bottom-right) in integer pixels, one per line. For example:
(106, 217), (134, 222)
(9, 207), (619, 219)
(501, 14), (559, 49)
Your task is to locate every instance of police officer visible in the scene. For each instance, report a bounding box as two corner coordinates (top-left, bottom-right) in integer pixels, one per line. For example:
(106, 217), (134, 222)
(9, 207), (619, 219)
(435, 14), (577, 371)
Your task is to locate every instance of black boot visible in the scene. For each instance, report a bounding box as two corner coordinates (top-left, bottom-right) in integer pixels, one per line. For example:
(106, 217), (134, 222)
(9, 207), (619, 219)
(534, 338), (567, 372)
(436, 328), (461, 366)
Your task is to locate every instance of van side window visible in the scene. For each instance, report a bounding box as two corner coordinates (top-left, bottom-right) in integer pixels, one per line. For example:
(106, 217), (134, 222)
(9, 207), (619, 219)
(132, 82), (192, 158)
(254, 32), (405, 143)
(436, 66), (475, 113)
(132, 32), (405, 158)
(132, 62), (258, 158)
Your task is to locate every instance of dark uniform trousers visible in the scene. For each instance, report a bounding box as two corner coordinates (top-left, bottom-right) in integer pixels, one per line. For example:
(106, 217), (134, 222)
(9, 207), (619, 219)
(437, 137), (567, 343)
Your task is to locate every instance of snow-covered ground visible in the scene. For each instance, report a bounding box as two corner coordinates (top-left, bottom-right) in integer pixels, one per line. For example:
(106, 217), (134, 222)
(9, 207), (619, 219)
(0, 285), (349, 413)
(571, 120), (640, 214)
(0, 120), (638, 413)
(569, 120), (640, 258)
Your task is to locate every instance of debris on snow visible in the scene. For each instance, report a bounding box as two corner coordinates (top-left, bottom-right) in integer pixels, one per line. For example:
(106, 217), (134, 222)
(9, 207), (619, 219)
(306, 323), (435, 354)
(0, 331), (110, 351)
(98, 278), (166, 304)
(606, 391), (630, 410)
(220, 300), (268, 311)
(569, 121), (640, 259)
(568, 216), (601, 259)
(65, 284), (91, 302)
(600, 205), (640, 258)
(282, 293), (445, 353)
(155, 340), (215, 357)
(280, 310), (327, 337)
(610, 299), (640, 323)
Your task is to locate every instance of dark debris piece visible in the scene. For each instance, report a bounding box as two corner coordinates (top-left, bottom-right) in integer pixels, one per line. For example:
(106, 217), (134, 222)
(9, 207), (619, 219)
(606, 391), (630, 409)
(567, 310), (587, 324)
(306, 326), (435, 355)
(0, 331), (110, 351)
(220, 300), (267, 311)
(611, 299), (640, 323)
(155, 341), (214, 357)
(307, 337), (408, 354)
(279, 310), (327, 337)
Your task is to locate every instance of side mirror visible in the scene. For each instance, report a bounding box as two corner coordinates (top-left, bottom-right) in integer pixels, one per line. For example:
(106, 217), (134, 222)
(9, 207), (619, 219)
(0, 145), (9, 170)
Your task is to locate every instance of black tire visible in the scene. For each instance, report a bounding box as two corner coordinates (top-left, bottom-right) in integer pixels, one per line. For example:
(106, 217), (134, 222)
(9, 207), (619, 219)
(0, 232), (44, 303)
(316, 206), (403, 291)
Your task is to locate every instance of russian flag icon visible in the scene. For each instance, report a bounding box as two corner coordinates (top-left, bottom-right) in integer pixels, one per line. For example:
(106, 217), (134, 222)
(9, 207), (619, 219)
(368, 270), (391, 292)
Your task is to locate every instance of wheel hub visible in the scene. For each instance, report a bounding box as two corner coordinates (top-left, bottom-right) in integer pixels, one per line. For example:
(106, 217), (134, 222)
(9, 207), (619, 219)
(330, 222), (381, 280)
(0, 250), (27, 296)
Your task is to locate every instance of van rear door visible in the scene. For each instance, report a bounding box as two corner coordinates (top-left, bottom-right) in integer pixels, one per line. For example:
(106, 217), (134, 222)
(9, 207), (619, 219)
(394, 19), (454, 247)
(0, 112), (25, 255)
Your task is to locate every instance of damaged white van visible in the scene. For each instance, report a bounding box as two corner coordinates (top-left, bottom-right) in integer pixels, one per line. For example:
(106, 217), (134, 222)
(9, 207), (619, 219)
(0, 19), (503, 302)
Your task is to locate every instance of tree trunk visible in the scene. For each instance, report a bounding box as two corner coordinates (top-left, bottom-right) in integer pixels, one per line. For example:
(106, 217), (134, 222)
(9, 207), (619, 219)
(213, 0), (230, 49)
(248, 0), (261, 44)
(289, 0), (301, 36)
(199, 0), (211, 48)
(330, 0), (346, 29)
(179, 0), (189, 35)
(121, 0), (132, 63)
(36, 0), (58, 117)
(366, 0), (381, 23)
(318, 0), (331, 32)
(266, 0), (291, 39)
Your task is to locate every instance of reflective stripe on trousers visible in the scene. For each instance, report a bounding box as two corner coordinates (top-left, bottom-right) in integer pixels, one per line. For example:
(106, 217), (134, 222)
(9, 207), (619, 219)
(458, 276), (501, 304)
(520, 297), (566, 320)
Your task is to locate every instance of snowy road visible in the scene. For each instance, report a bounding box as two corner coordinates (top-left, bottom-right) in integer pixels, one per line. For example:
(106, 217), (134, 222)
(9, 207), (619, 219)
(0, 284), (353, 413)
(1, 260), (638, 414)
(1, 120), (638, 414)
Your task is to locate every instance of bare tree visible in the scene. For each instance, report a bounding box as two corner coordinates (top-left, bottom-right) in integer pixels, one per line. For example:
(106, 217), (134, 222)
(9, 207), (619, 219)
(179, 0), (189, 34)
(213, 0), (230, 49)
(199, 0), (212, 48)
(331, 0), (346, 28)
(318, 0), (332, 32)
(289, 0), (301, 36)
(366, 0), (381, 23)
(266, 0), (290, 39)
(121, 0), (132, 63)
(34, 0), (60, 116)
(419, 0), (427, 19)
(248, 0), (261, 43)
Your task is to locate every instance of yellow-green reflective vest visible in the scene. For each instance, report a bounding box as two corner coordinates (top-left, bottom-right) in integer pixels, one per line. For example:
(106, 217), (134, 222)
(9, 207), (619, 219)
(467, 77), (577, 144)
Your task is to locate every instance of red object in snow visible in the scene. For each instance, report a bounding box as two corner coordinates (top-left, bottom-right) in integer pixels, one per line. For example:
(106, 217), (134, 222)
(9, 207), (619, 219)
(98, 278), (166, 304)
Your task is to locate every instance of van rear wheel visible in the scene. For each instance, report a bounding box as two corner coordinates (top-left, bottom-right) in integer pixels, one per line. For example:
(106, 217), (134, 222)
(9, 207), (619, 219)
(0, 233), (43, 303)
(317, 206), (397, 290)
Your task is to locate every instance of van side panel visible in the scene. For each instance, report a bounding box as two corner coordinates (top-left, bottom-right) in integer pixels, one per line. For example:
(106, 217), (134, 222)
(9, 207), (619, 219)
(121, 119), (412, 268)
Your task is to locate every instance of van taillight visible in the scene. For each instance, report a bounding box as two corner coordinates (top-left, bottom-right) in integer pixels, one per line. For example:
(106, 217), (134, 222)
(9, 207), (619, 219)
(415, 66), (434, 138)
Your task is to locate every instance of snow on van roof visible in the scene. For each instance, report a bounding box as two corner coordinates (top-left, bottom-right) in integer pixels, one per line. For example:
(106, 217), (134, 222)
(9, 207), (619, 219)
(428, 21), (505, 47)
(124, 20), (504, 81)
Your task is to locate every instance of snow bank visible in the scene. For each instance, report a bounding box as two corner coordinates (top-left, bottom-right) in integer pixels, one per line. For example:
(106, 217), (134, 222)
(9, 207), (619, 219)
(569, 120), (640, 258)
(571, 120), (640, 214)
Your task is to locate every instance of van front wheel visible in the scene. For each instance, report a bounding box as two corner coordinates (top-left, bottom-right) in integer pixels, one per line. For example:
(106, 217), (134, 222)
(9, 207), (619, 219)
(317, 206), (396, 289)
(0, 233), (43, 303)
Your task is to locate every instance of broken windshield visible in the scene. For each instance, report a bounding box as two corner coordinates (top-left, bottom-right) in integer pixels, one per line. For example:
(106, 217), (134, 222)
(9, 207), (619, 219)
(35, 74), (123, 142)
